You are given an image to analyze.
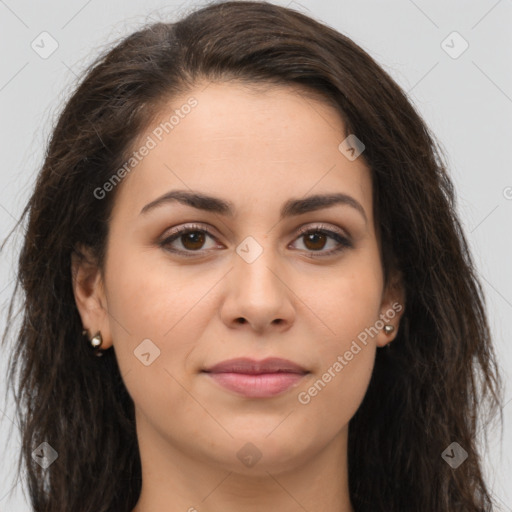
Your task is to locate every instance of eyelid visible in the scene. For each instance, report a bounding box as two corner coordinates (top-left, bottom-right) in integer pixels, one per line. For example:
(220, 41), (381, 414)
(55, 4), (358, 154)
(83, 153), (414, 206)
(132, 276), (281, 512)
(159, 222), (352, 257)
(161, 222), (220, 244)
(294, 222), (349, 239)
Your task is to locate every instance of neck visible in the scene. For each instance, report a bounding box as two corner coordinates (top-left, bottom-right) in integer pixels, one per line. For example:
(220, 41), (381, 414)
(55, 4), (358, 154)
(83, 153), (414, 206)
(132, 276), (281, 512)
(131, 412), (354, 512)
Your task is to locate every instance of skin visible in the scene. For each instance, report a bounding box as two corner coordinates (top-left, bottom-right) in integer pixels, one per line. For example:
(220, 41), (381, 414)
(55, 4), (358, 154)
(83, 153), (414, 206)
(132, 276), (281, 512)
(72, 81), (405, 512)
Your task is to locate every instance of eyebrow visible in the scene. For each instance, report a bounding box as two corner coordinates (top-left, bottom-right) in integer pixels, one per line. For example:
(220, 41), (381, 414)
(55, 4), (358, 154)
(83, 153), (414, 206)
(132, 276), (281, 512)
(139, 189), (367, 224)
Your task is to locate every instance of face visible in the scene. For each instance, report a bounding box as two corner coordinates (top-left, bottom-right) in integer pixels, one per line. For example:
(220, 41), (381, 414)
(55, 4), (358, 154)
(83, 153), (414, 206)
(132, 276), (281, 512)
(73, 81), (404, 477)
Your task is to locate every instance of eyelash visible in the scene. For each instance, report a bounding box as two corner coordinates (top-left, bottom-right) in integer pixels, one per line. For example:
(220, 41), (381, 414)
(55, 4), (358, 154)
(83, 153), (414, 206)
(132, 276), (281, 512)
(159, 223), (353, 258)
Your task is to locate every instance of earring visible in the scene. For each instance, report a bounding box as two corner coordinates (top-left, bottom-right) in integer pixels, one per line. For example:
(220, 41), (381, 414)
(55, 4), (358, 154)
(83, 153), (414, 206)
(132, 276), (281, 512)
(82, 329), (104, 357)
(383, 324), (394, 335)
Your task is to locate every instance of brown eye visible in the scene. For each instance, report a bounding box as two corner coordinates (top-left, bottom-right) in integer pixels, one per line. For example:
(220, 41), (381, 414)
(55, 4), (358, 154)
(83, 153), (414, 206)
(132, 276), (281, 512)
(160, 224), (219, 256)
(180, 231), (207, 250)
(292, 226), (352, 257)
(302, 231), (328, 251)
(160, 223), (352, 259)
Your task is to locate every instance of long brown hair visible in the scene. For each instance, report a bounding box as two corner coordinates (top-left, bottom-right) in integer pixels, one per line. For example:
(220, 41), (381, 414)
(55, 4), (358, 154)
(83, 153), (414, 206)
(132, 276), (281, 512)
(0, 1), (503, 510)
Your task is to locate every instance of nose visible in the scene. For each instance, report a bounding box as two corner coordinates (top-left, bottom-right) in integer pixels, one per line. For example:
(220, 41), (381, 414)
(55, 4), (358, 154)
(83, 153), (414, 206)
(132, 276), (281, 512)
(219, 239), (295, 334)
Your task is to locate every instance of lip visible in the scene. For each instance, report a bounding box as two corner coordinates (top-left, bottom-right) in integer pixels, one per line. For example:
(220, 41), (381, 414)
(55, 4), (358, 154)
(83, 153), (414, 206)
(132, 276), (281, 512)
(203, 357), (308, 374)
(201, 357), (310, 398)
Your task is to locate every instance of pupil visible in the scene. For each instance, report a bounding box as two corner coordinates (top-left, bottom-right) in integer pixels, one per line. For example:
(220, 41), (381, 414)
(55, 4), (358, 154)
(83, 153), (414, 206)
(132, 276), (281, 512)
(183, 232), (204, 249)
(306, 232), (325, 250)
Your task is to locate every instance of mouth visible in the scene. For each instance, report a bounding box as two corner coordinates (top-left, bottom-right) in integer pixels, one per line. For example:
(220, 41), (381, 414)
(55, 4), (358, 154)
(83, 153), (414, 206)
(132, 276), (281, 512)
(201, 357), (310, 398)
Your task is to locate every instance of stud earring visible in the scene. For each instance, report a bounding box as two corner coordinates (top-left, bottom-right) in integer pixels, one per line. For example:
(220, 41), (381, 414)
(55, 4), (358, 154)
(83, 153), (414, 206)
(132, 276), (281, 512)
(383, 324), (395, 335)
(82, 329), (104, 357)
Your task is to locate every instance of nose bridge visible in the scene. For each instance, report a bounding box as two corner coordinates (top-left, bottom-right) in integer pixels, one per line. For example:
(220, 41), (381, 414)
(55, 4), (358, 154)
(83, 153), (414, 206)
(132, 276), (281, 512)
(233, 234), (281, 296)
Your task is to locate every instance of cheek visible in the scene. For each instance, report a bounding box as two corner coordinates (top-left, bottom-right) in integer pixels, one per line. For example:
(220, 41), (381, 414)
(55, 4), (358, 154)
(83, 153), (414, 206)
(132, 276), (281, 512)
(295, 252), (382, 419)
(295, 342), (375, 447)
(304, 255), (384, 341)
(104, 243), (212, 391)
(105, 240), (191, 339)
(104, 247), (200, 430)
(296, 273), (380, 435)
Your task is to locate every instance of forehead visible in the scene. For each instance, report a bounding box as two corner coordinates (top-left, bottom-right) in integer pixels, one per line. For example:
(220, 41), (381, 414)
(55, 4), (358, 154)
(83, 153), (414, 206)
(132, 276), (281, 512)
(110, 81), (372, 223)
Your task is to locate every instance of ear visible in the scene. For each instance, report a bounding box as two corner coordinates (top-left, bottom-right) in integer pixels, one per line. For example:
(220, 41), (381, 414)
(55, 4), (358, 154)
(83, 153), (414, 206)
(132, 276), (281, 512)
(71, 245), (113, 350)
(375, 268), (406, 348)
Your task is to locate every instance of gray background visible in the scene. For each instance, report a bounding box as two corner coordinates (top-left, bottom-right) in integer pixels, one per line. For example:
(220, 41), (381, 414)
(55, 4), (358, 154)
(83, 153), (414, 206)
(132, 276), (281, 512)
(0, 0), (511, 510)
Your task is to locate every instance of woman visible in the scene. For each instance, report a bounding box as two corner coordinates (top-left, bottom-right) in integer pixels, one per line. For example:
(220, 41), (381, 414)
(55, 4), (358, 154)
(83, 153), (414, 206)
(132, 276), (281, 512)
(0, 1), (504, 511)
